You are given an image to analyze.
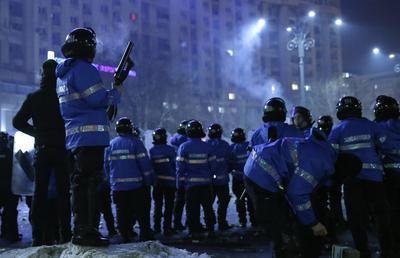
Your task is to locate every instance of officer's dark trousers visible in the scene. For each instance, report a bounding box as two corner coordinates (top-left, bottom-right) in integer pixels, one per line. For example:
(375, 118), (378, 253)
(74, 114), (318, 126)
(232, 178), (255, 226)
(153, 184), (176, 231)
(212, 183), (231, 225)
(344, 178), (394, 258)
(71, 147), (103, 237)
(186, 185), (216, 234)
(113, 186), (151, 239)
(0, 191), (20, 241)
(244, 178), (286, 257)
(97, 186), (116, 235)
(173, 187), (186, 227)
(385, 170), (400, 252)
(32, 146), (71, 244)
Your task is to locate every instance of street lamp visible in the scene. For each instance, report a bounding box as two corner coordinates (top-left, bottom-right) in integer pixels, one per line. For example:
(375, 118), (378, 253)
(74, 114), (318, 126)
(334, 18), (343, 26)
(308, 10), (316, 18)
(287, 24), (315, 105)
(372, 47), (381, 55)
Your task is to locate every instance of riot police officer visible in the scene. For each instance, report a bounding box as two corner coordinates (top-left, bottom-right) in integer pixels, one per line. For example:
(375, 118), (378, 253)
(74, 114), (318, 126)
(317, 115), (334, 137)
(149, 128), (177, 236)
(104, 118), (154, 243)
(291, 106), (314, 137)
(229, 128), (255, 227)
(244, 128), (341, 258)
(56, 27), (128, 246)
(0, 132), (20, 243)
(176, 120), (216, 239)
(13, 59), (71, 246)
(251, 97), (302, 147)
(329, 96), (394, 258)
(374, 95), (400, 250)
(206, 123), (232, 231)
(170, 120), (189, 230)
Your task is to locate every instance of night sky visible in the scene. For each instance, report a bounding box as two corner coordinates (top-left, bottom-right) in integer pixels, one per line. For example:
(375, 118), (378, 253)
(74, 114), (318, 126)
(340, 0), (400, 74)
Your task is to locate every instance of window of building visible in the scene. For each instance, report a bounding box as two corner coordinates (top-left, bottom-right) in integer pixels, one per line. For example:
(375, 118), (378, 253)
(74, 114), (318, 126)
(156, 7), (169, 20)
(52, 0), (61, 6)
(70, 16), (78, 26)
(70, 0), (78, 5)
(52, 32), (61, 45)
(38, 7), (47, 19)
(10, 22), (23, 32)
(113, 0), (121, 6)
(100, 5), (109, 16)
(52, 14), (61, 26)
(9, 43), (23, 60)
(158, 38), (170, 52)
(83, 3), (92, 15)
(113, 11), (121, 22)
(9, 1), (23, 17)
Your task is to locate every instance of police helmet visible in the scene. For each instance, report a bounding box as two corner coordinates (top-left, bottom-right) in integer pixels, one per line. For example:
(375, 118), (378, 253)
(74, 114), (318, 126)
(231, 128), (246, 143)
(291, 106), (313, 126)
(374, 95), (399, 121)
(208, 123), (223, 139)
(177, 120), (190, 136)
(61, 27), (96, 59)
(336, 96), (362, 120)
(115, 117), (133, 135)
(317, 115), (333, 136)
(153, 128), (167, 144)
(262, 97), (287, 122)
(186, 120), (206, 138)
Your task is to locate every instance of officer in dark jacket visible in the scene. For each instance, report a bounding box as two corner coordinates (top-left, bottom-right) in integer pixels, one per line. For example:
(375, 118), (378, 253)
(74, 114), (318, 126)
(13, 59), (71, 246)
(374, 95), (400, 251)
(291, 106), (314, 137)
(206, 123), (232, 231)
(176, 120), (217, 239)
(329, 96), (394, 258)
(149, 128), (177, 236)
(0, 132), (20, 243)
(170, 120), (189, 230)
(104, 118), (154, 243)
(56, 28), (126, 246)
(250, 97), (302, 148)
(228, 128), (255, 227)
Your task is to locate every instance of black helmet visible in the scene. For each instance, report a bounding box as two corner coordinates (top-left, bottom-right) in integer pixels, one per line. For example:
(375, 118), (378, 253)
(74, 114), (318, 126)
(61, 27), (96, 59)
(177, 120), (190, 135)
(132, 126), (141, 137)
(231, 128), (246, 143)
(374, 95), (399, 121)
(115, 117), (133, 135)
(317, 115), (333, 136)
(336, 96), (362, 120)
(208, 123), (223, 139)
(291, 106), (313, 128)
(40, 59), (58, 88)
(153, 128), (167, 144)
(262, 97), (287, 122)
(186, 120), (206, 138)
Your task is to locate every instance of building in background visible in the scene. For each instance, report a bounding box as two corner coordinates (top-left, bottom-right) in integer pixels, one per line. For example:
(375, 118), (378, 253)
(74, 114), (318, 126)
(0, 0), (343, 133)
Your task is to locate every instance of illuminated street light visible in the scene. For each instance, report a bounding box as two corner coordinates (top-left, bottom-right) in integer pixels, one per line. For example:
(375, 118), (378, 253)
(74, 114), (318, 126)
(291, 83), (299, 91)
(226, 49), (234, 57)
(334, 18), (343, 26)
(372, 47), (381, 55)
(308, 10), (316, 18)
(286, 27), (293, 32)
(228, 93), (236, 100)
(257, 18), (266, 28)
(47, 50), (55, 60)
(389, 54), (396, 59)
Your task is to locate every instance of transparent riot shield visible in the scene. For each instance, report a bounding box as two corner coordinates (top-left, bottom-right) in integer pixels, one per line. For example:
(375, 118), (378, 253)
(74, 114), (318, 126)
(11, 131), (34, 196)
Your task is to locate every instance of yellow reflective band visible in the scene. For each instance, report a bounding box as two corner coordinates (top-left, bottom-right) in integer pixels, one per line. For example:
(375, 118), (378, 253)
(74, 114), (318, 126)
(187, 177), (211, 183)
(153, 158), (170, 163)
(296, 201), (312, 211)
(340, 142), (372, 151)
(113, 177), (142, 183)
(362, 163), (383, 170)
(186, 159), (208, 164)
(384, 163), (400, 169)
(157, 175), (175, 181)
(294, 167), (318, 187)
(343, 134), (371, 143)
(59, 83), (104, 103)
(66, 125), (109, 136)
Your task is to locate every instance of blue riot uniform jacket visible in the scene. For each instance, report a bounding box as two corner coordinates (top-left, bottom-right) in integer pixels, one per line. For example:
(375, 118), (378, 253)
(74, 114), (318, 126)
(329, 117), (386, 182)
(176, 138), (217, 189)
(229, 141), (250, 181)
(149, 144), (177, 188)
(206, 138), (230, 185)
(244, 130), (336, 226)
(378, 119), (400, 173)
(104, 135), (153, 191)
(170, 133), (188, 150)
(250, 121), (302, 147)
(56, 58), (121, 150)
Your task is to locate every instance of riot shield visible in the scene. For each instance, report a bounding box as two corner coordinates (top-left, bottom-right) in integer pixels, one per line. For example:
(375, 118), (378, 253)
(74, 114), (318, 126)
(11, 131), (34, 196)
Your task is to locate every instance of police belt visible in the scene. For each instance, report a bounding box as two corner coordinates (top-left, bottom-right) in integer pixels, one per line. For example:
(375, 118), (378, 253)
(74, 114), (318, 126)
(362, 163), (383, 170)
(384, 163), (400, 169)
(187, 177), (211, 183)
(66, 125), (109, 136)
(157, 175), (175, 181)
(113, 177), (143, 183)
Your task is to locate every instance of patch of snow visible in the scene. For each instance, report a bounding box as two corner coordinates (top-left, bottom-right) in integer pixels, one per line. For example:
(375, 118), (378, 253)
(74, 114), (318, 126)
(0, 241), (210, 258)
